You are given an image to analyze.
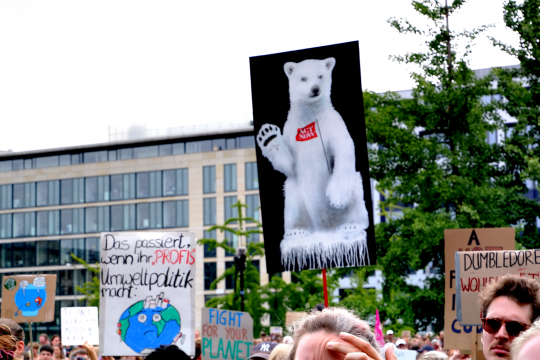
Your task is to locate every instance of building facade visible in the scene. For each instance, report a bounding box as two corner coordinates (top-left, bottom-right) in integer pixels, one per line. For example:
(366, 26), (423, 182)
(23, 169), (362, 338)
(0, 125), (279, 338)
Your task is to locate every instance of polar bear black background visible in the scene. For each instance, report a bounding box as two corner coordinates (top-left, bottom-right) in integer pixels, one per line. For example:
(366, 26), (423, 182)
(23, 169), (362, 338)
(250, 42), (375, 273)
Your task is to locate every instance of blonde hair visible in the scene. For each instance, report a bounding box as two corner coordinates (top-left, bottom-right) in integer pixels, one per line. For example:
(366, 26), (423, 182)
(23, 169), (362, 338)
(268, 344), (290, 360)
(510, 318), (540, 359)
(419, 351), (448, 360)
(0, 324), (18, 360)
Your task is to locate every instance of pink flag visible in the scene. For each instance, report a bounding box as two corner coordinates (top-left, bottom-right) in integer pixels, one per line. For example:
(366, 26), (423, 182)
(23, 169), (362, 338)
(375, 309), (385, 348)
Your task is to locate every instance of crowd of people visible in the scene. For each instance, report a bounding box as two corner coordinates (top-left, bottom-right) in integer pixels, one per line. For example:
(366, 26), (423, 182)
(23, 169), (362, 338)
(0, 274), (538, 360)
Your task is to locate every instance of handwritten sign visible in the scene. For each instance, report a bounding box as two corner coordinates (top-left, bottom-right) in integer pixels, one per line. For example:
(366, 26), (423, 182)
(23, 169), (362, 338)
(456, 249), (540, 325)
(61, 307), (99, 345)
(394, 349), (416, 360)
(1, 274), (57, 323)
(201, 308), (253, 360)
(99, 231), (196, 356)
(443, 228), (514, 352)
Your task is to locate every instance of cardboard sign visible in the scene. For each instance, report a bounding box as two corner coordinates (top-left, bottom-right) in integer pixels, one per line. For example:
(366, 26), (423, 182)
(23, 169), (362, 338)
(400, 330), (411, 339)
(99, 231), (196, 356)
(394, 349), (417, 360)
(250, 41), (375, 273)
(443, 228), (514, 352)
(61, 307), (99, 345)
(201, 308), (253, 360)
(285, 311), (304, 326)
(1, 274), (56, 323)
(456, 249), (540, 325)
(270, 326), (282, 334)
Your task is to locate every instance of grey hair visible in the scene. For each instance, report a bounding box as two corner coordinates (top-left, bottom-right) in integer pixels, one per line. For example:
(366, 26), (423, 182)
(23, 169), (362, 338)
(418, 351), (448, 360)
(510, 317), (540, 359)
(288, 307), (378, 360)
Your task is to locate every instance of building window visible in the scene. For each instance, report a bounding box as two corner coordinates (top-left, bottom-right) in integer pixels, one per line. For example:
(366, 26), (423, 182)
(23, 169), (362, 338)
(37, 240), (60, 266)
(84, 151), (107, 164)
(238, 136), (256, 148)
(137, 202), (163, 229)
(36, 156), (59, 168)
(204, 262), (217, 290)
(225, 261), (236, 290)
(163, 200), (189, 228)
(137, 171), (162, 199)
(61, 238), (85, 265)
(61, 208), (85, 235)
(246, 195), (260, 222)
(203, 230), (217, 258)
(110, 204), (136, 231)
(120, 148), (133, 160)
(224, 164), (237, 192)
(163, 169), (188, 196)
(13, 183), (35, 209)
(86, 237), (100, 263)
(224, 231), (237, 257)
(37, 210), (59, 237)
(14, 212), (37, 237)
(0, 185), (12, 209)
(12, 241), (36, 267)
(172, 143), (185, 155)
(36, 180), (60, 206)
(86, 176), (110, 202)
(203, 166), (216, 194)
(86, 207), (110, 233)
(245, 162), (259, 190)
(0, 214), (12, 238)
(134, 145), (159, 159)
(61, 179), (85, 205)
(246, 227), (260, 244)
(203, 198), (216, 226)
(224, 196), (238, 224)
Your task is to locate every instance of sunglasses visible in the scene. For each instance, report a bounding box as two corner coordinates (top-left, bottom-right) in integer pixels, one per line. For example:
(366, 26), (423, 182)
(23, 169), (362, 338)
(481, 318), (530, 337)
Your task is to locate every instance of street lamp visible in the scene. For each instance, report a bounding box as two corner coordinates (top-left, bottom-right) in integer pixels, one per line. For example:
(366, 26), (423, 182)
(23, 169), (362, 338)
(234, 246), (247, 312)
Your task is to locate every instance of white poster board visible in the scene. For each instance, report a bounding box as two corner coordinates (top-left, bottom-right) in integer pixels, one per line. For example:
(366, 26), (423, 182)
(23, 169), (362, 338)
(61, 307), (99, 345)
(201, 308), (253, 360)
(394, 349), (417, 360)
(99, 232), (196, 356)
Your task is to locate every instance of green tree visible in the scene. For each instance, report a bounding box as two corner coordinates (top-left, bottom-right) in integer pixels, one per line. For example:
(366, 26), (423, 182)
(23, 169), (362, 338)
(71, 254), (100, 307)
(358, 0), (540, 331)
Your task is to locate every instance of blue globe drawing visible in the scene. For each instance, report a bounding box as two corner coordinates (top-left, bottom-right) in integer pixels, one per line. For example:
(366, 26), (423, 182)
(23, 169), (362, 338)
(118, 294), (181, 354)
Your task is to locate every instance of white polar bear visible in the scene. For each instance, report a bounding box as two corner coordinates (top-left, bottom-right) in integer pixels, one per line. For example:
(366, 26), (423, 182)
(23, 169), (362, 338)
(256, 57), (370, 270)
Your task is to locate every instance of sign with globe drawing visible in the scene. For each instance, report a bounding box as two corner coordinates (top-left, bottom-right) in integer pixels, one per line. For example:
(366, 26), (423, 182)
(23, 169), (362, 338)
(99, 231), (196, 356)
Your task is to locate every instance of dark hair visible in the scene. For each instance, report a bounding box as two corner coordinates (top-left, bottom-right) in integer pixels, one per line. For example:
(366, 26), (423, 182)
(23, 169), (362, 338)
(40, 345), (54, 354)
(146, 345), (191, 360)
(478, 274), (540, 322)
(288, 308), (378, 360)
(0, 319), (24, 343)
(50, 335), (61, 344)
(39, 334), (49, 341)
(0, 324), (17, 360)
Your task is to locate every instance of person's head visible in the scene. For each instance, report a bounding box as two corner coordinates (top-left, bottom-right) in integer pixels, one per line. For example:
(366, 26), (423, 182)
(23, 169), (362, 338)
(31, 342), (40, 356)
(195, 330), (201, 340)
(417, 345), (434, 356)
(145, 345), (191, 360)
(50, 335), (61, 347)
(268, 344), (290, 360)
(287, 307), (378, 360)
(510, 318), (540, 360)
(0, 319), (25, 357)
(69, 349), (88, 360)
(431, 339), (442, 351)
(386, 330), (394, 340)
(478, 274), (540, 360)
(40, 345), (54, 360)
(418, 351), (448, 360)
(39, 334), (50, 346)
(0, 324), (18, 360)
(271, 334), (283, 343)
(396, 339), (407, 349)
(53, 345), (65, 359)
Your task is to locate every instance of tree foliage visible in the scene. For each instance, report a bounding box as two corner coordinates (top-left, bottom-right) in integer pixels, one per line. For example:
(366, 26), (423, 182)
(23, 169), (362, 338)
(71, 253), (100, 307)
(360, 0), (540, 331)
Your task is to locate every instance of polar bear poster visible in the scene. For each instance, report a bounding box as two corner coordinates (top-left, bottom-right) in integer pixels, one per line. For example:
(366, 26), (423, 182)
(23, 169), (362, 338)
(250, 42), (375, 273)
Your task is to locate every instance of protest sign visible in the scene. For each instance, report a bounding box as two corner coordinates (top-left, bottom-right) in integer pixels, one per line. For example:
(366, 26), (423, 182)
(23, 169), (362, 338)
(400, 330), (411, 339)
(285, 311), (304, 326)
(270, 326), (282, 334)
(99, 231), (196, 356)
(456, 249), (540, 325)
(443, 228), (514, 352)
(1, 274), (56, 323)
(61, 307), (99, 345)
(394, 349), (417, 360)
(250, 41), (375, 273)
(201, 308), (253, 360)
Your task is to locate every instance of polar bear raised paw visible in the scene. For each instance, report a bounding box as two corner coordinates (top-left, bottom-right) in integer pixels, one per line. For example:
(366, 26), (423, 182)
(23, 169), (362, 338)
(257, 124), (282, 152)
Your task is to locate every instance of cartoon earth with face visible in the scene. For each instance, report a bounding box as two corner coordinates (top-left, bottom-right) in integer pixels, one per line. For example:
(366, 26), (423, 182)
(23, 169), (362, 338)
(118, 294), (181, 354)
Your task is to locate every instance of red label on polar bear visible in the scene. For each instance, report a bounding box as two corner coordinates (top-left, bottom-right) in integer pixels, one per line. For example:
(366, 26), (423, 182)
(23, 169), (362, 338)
(296, 122), (318, 141)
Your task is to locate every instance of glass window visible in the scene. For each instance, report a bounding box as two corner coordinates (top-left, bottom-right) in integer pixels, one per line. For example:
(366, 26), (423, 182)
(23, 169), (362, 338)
(224, 231), (237, 257)
(186, 141), (200, 154)
(159, 144), (172, 156)
(0, 160), (12, 172)
(0, 243), (13, 267)
(12, 159), (24, 170)
(86, 206), (110, 233)
(238, 136), (255, 148)
(107, 204), (136, 231)
(36, 240), (61, 266)
(204, 262), (217, 290)
(61, 209), (73, 235)
(36, 156), (59, 168)
(12, 241), (36, 267)
(123, 173), (136, 199)
(84, 151), (107, 163)
(0, 185), (12, 209)
(225, 261), (235, 289)
(37, 210), (59, 237)
(226, 138), (236, 149)
(13, 212), (36, 237)
(134, 146), (159, 159)
(86, 237), (100, 263)
(124, 204), (136, 231)
(177, 169), (188, 195)
(203, 166), (216, 194)
(172, 143), (185, 155)
(86, 176), (109, 202)
(246, 194), (260, 223)
(149, 171), (162, 198)
(224, 196), (238, 224)
(203, 198), (216, 226)
(61, 179), (73, 205)
(0, 214), (12, 238)
(163, 200), (188, 228)
(212, 139), (226, 151)
(245, 162), (259, 190)
(224, 164), (237, 192)
(36, 180), (60, 206)
(163, 170), (176, 196)
(13, 183), (35, 209)
(111, 175), (123, 200)
(203, 230), (216, 257)
(137, 172), (150, 198)
(61, 239), (73, 265)
(86, 177), (97, 202)
(59, 154), (71, 166)
(247, 227), (260, 244)
(24, 158), (33, 169)
(201, 140), (212, 152)
(120, 148), (133, 160)
(137, 202), (162, 229)
(71, 154), (81, 165)
(108, 150), (117, 161)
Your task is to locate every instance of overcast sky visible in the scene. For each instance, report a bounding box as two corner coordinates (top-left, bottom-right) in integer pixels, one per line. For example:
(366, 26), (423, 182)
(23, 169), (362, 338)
(0, 0), (522, 153)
